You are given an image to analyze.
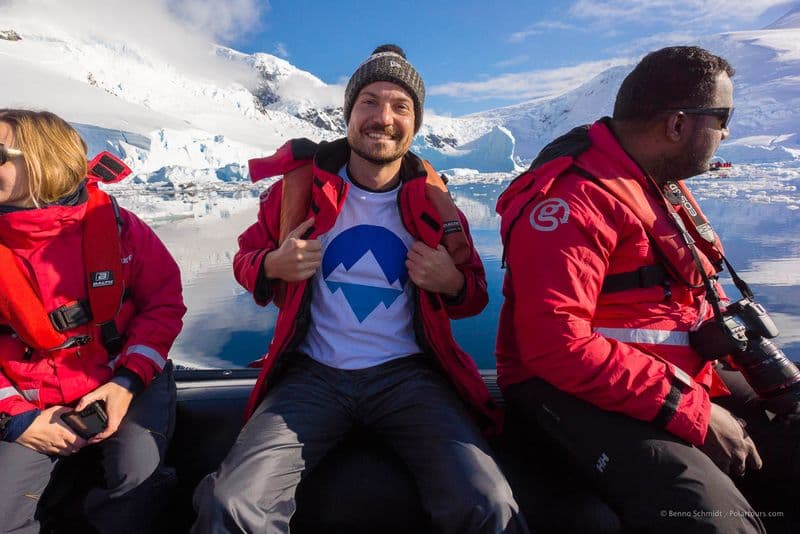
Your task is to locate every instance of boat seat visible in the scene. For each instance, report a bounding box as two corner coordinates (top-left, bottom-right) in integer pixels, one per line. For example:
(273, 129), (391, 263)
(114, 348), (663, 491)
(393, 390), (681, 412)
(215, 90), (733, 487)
(162, 369), (621, 533)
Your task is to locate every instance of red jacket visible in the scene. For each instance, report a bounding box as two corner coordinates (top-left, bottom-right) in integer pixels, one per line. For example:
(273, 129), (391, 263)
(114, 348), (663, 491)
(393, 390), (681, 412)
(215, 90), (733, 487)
(496, 120), (729, 445)
(235, 138), (501, 432)
(0, 187), (186, 416)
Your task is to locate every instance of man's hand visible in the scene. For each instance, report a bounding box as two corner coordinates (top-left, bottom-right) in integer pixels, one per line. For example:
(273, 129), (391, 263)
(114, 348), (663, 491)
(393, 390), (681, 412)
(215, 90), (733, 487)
(16, 406), (87, 456)
(699, 403), (763, 476)
(264, 218), (321, 282)
(406, 242), (465, 297)
(75, 382), (134, 444)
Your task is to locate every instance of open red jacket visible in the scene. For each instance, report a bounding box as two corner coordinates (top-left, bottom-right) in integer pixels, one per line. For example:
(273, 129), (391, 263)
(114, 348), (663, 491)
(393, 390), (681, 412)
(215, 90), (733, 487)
(235, 138), (502, 433)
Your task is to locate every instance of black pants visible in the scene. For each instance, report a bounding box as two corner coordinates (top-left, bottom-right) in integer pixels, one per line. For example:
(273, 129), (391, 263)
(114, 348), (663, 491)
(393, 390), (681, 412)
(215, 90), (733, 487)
(710, 362), (800, 532)
(0, 363), (176, 534)
(504, 363), (786, 534)
(192, 354), (528, 534)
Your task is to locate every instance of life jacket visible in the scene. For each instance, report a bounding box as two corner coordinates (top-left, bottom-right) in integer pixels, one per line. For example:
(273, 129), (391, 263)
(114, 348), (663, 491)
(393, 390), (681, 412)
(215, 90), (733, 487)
(498, 121), (724, 293)
(249, 138), (471, 305)
(0, 152), (132, 352)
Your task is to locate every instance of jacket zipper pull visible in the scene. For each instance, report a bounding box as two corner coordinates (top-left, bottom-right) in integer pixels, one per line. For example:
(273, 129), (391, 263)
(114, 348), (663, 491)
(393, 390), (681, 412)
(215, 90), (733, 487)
(49, 335), (91, 352)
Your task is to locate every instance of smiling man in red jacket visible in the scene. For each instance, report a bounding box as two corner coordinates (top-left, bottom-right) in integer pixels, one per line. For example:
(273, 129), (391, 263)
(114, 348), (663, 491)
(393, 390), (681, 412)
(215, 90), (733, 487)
(192, 44), (527, 534)
(496, 46), (791, 532)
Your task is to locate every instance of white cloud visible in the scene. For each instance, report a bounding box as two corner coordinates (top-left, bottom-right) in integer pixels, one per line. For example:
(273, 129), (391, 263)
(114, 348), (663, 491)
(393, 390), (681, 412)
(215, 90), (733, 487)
(568, 0), (793, 27)
(171, 0), (265, 40)
(429, 58), (628, 102)
(4, 0), (269, 86)
(494, 55), (530, 69)
(508, 21), (576, 43)
(277, 74), (344, 109)
(610, 31), (702, 55)
(274, 42), (289, 58)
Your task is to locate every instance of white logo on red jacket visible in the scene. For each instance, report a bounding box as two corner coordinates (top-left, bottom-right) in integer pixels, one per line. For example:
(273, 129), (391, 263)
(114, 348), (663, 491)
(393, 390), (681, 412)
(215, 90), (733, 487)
(530, 198), (570, 231)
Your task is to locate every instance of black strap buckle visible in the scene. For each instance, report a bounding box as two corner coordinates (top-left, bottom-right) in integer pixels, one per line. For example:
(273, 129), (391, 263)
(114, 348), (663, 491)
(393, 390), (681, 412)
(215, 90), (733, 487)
(49, 300), (93, 332)
(100, 321), (124, 356)
(638, 264), (668, 288)
(601, 264), (668, 294)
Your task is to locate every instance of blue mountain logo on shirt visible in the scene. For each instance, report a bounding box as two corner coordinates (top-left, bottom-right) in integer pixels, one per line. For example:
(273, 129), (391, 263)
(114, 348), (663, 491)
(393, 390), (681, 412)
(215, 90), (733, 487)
(323, 225), (408, 322)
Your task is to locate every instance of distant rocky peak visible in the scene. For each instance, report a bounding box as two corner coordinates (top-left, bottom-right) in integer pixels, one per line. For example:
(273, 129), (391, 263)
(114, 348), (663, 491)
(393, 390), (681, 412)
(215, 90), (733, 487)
(238, 52), (345, 134)
(424, 133), (459, 150)
(0, 29), (22, 41)
(295, 107), (345, 134)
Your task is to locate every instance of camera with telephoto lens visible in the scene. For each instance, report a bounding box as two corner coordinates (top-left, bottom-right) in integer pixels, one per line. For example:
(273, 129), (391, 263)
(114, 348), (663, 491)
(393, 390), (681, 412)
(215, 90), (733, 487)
(690, 297), (800, 414)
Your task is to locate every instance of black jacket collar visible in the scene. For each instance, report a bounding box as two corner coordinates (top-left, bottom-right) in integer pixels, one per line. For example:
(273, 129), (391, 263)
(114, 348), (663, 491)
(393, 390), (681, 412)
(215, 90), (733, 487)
(0, 180), (88, 214)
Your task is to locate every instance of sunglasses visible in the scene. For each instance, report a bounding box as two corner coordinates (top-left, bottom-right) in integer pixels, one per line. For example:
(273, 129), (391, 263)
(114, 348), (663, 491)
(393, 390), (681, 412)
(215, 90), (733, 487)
(667, 107), (734, 129)
(0, 143), (23, 166)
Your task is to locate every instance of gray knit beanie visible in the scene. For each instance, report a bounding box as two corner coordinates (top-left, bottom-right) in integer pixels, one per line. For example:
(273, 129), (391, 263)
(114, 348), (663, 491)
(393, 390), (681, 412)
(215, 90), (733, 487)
(344, 44), (425, 133)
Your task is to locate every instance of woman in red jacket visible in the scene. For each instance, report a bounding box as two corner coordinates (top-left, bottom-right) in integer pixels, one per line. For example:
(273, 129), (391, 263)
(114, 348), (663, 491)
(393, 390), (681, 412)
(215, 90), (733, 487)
(0, 109), (186, 533)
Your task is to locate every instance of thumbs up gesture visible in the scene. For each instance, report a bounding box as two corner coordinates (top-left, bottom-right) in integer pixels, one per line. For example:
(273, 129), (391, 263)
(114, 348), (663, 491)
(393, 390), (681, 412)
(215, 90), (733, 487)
(263, 218), (322, 282)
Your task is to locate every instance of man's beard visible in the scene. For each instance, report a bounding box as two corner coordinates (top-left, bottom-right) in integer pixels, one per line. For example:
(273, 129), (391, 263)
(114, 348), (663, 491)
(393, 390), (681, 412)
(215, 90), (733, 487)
(676, 142), (713, 180)
(348, 126), (409, 165)
(654, 131), (713, 182)
(349, 143), (406, 165)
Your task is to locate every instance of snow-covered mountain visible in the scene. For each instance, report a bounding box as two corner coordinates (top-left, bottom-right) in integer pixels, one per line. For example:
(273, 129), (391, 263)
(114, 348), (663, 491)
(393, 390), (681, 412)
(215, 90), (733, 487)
(1, 5), (799, 190)
(462, 11), (800, 165)
(0, 14), (338, 186)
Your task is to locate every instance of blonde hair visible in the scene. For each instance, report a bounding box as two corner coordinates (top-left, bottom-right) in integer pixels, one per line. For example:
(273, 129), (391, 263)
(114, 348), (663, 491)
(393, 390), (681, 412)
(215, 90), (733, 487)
(0, 109), (88, 206)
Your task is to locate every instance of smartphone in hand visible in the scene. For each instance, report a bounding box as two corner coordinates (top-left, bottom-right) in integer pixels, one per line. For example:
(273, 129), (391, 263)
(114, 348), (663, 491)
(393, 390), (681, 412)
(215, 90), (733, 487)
(60, 400), (109, 439)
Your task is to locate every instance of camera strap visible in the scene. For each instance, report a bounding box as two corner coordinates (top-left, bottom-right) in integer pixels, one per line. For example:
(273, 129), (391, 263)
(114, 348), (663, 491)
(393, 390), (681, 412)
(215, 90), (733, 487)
(662, 196), (754, 327)
(661, 181), (717, 244)
(665, 208), (726, 323)
(720, 255), (754, 300)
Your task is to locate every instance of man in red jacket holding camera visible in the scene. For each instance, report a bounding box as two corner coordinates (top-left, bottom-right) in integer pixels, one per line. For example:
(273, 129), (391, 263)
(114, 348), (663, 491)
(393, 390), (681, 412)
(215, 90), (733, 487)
(498, 46), (799, 532)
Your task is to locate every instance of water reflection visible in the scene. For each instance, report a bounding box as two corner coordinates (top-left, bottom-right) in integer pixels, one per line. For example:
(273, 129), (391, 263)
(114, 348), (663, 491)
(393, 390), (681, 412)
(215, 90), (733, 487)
(149, 178), (800, 370)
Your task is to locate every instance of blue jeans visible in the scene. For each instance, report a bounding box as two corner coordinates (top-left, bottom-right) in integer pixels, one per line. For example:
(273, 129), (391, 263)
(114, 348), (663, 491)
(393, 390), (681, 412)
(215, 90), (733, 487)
(192, 354), (527, 534)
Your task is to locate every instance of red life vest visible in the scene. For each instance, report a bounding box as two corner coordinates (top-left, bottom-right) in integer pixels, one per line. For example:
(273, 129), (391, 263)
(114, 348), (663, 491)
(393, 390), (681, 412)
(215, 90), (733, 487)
(0, 152), (132, 351)
(499, 123), (724, 290)
(249, 139), (471, 306)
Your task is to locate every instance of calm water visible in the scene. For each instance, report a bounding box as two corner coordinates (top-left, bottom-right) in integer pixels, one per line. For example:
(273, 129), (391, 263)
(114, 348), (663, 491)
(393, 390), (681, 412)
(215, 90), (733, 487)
(150, 178), (800, 370)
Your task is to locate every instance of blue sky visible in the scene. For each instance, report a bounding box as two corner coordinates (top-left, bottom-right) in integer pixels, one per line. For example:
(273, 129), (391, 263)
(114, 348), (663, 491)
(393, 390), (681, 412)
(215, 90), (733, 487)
(220, 0), (796, 115)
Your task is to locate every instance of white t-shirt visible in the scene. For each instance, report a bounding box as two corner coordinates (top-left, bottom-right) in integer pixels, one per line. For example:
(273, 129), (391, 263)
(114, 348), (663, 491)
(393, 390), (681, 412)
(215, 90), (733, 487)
(298, 166), (422, 369)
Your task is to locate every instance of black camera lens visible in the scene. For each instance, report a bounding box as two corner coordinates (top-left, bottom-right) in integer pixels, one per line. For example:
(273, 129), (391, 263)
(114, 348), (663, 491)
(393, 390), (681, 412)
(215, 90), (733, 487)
(732, 337), (800, 413)
(691, 297), (800, 413)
